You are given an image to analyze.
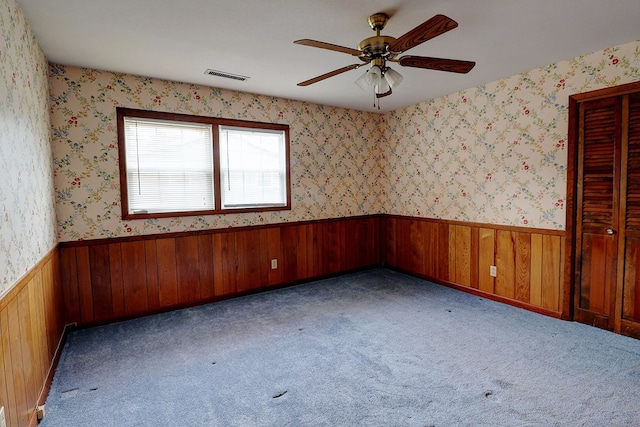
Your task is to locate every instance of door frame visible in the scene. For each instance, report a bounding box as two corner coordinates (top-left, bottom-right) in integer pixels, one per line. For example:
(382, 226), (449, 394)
(565, 81), (640, 323)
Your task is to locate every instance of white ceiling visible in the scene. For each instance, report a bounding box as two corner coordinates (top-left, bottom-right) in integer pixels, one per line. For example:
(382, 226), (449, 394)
(15, 0), (640, 113)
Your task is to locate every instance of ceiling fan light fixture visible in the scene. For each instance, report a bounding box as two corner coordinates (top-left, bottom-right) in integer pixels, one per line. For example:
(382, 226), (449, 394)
(355, 71), (370, 90)
(384, 67), (403, 88)
(354, 64), (402, 98)
(355, 65), (383, 91)
(368, 65), (383, 86)
(376, 75), (391, 95)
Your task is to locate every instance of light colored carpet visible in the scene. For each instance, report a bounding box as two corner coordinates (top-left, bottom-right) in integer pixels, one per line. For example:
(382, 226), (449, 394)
(41, 268), (640, 426)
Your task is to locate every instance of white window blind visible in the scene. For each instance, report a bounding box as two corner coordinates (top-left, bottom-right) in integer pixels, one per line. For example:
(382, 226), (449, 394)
(124, 117), (214, 214)
(219, 126), (287, 209)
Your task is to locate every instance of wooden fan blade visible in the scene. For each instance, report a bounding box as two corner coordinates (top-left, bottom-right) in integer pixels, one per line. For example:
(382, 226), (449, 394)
(297, 64), (363, 86)
(389, 14), (458, 53)
(399, 55), (475, 73)
(294, 39), (362, 56)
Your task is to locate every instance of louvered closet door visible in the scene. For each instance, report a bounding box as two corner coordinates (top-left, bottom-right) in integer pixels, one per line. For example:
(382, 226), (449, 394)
(621, 93), (640, 336)
(575, 97), (621, 329)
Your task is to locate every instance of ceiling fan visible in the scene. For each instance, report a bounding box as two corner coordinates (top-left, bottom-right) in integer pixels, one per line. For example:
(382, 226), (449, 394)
(294, 13), (475, 102)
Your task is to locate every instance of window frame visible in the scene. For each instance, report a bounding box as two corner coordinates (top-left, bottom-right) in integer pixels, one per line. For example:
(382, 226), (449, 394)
(117, 108), (291, 220)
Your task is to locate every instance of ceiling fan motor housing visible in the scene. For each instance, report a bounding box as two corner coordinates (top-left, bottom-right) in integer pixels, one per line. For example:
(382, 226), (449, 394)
(358, 36), (397, 62)
(359, 13), (397, 65)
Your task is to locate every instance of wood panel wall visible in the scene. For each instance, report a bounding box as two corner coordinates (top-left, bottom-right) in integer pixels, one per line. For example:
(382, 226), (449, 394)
(382, 216), (567, 317)
(60, 214), (568, 329)
(0, 247), (65, 427)
(59, 216), (381, 326)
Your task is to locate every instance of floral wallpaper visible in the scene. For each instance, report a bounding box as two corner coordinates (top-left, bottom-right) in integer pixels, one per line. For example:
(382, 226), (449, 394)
(382, 40), (640, 230)
(0, 0), (56, 294)
(49, 40), (640, 242)
(49, 67), (386, 241)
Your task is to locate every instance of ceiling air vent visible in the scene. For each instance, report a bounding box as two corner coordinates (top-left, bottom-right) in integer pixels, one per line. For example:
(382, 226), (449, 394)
(204, 69), (250, 81)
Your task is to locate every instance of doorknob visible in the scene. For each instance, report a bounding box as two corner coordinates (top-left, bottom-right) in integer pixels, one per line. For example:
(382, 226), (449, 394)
(606, 228), (616, 235)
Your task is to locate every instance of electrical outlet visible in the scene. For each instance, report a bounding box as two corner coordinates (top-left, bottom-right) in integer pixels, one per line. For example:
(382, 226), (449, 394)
(271, 259), (278, 269)
(490, 265), (497, 277)
(0, 406), (6, 427)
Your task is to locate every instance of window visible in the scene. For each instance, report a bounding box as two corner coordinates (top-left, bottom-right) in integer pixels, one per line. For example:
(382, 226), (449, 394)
(122, 116), (214, 215)
(219, 125), (288, 209)
(117, 108), (290, 219)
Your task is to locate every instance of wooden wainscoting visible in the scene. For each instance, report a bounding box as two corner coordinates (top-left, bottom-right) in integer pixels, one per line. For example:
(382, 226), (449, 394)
(59, 214), (569, 327)
(0, 247), (65, 427)
(59, 216), (381, 326)
(381, 216), (567, 318)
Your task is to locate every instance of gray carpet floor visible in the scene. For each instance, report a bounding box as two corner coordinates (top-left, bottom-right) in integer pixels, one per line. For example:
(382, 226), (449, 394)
(41, 268), (640, 426)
